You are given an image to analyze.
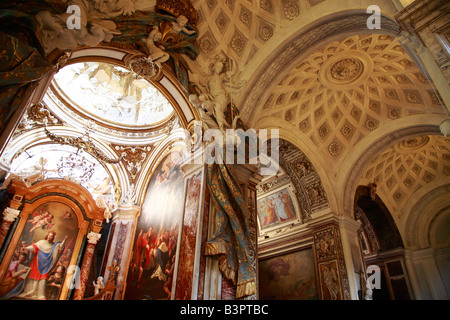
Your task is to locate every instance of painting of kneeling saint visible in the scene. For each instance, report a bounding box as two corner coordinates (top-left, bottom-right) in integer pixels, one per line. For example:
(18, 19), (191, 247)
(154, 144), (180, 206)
(0, 202), (78, 300)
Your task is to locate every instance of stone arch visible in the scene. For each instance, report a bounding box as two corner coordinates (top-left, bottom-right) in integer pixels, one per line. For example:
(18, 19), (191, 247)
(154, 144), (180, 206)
(256, 120), (338, 215)
(257, 134), (332, 226)
(401, 183), (450, 250)
(338, 115), (443, 217)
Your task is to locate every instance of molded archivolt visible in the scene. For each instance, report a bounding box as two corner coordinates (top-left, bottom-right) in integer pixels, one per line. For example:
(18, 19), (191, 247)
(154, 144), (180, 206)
(401, 183), (450, 250)
(278, 139), (330, 219)
(0, 126), (128, 197)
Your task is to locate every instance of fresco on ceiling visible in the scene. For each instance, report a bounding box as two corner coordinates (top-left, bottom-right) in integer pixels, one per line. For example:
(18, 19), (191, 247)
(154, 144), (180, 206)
(53, 62), (174, 127)
(125, 149), (185, 300)
(0, 202), (78, 300)
(257, 187), (297, 229)
(259, 248), (318, 300)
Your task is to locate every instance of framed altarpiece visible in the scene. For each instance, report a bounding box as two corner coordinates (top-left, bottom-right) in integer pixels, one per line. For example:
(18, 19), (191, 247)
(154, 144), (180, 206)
(0, 179), (105, 300)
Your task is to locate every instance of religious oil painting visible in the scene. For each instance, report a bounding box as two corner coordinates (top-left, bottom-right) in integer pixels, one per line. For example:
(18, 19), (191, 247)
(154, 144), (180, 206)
(125, 150), (185, 300)
(257, 185), (299, 231)
(175, 171), (203, 299)
(0, 202), (78, 300)
(259, 248), (318, 300)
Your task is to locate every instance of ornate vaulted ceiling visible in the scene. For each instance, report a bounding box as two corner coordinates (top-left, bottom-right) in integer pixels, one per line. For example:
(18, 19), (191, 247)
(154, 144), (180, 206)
(2, 0), (447, 244)
(251, 34), (444, 159)
(192, 0), (326, 68)
(187, 1), (448, 232)
(363, 135), (450, 220)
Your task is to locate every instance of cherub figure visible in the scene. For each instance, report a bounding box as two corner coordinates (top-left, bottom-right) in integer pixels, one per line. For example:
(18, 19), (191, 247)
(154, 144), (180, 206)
(171, 15), (196, 35)
(29, 210), (54, 233)
(145, 25), (170, 64)
(93, 276), (105, 295)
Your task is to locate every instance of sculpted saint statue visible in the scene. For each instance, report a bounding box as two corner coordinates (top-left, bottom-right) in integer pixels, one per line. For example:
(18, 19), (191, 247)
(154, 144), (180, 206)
(189, 52), (245, 134)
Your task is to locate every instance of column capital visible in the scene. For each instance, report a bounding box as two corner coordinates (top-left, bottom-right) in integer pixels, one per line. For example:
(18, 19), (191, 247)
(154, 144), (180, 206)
(397, 31), (426, 55)
(87, 231), (102, 244)
(2, 207), (20, 222)
(339, 215), (362, 234)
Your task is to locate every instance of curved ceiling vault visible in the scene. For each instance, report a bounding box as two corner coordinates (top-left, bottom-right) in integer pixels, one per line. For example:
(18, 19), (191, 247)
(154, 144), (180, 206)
(189, 0), (448, 237)
(252, 34), (445, 161)
(363, 135), (450, 221)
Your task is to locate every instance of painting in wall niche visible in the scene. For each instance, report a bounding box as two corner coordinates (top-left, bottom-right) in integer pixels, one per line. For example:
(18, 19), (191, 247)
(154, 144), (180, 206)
(259, 248), (318, 300)
(0, 202), (78, 300)
(257, 185), (299, 232)
(125, 150), (185, 300)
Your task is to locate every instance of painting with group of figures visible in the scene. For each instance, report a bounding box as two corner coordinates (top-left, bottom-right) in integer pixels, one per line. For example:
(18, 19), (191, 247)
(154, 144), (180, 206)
(257, 185), (299, 231)
(125, 150), (185, 300)
(259, 248), (318, 300)
(0, 202), (78, 300)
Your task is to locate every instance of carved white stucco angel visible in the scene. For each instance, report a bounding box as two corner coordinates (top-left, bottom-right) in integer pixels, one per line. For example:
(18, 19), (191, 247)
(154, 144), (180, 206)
(90, 177), (115, 223)
(171, 15), (196, 36)
(189, 51), (246, 134)
(35, 0), (136, 55)
(0, 157), (50, 189)
(145, 25), (170, 64)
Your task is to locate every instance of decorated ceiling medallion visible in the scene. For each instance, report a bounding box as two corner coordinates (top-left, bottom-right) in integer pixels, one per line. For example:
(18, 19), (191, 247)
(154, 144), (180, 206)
(397, 136), (430, 151)
(318, 50), (373, 90)
(330, 58), (363, 82)
(52, 62), (174, 128)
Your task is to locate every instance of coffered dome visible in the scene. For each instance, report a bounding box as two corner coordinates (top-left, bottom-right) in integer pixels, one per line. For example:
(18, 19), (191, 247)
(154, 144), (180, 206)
(363, 134), (450, 219)
(253, 34), (445, 160)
